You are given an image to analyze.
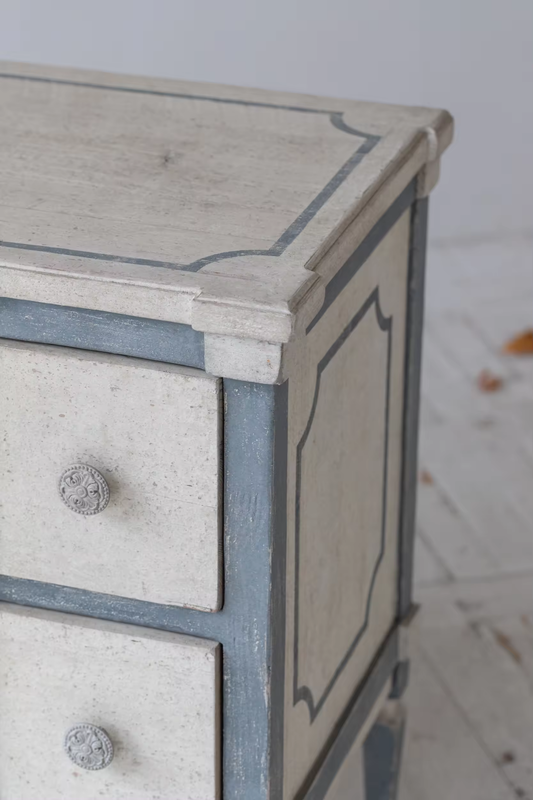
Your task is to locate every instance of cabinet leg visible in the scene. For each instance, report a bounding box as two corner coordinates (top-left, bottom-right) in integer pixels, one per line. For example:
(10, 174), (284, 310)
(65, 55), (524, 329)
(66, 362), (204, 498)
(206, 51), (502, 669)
(363, 700), (406, 800)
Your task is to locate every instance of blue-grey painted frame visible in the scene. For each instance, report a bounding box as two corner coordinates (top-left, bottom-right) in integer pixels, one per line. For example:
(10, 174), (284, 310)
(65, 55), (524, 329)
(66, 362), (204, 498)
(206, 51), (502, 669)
(0, 379), (288, 800)
(298, 628), (400, 800)
(0, 72), (380, 274)
(398, 198), (429, 619)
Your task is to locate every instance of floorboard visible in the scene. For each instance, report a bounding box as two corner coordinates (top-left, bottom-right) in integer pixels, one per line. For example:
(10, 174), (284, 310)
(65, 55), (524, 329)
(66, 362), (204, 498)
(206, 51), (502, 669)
(400, 235), (533, 800)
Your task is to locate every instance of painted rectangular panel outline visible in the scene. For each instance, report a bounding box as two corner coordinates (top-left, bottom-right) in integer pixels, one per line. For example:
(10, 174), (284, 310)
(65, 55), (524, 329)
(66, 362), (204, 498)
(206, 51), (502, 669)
(294, 287), (393, 722)
(0, 72), (380, 274)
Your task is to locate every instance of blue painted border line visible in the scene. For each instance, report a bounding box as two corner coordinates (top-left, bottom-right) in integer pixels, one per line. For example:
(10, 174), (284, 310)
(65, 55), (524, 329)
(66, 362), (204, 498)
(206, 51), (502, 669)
(307, 180), (416, 332)
(0, 72), (372, 119)
(0, 574), (210, 634)
(0, 72), (380, 274)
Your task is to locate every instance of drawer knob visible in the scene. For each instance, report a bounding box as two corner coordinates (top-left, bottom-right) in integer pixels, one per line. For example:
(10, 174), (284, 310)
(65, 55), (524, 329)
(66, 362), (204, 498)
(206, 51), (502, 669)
(64, 723), (114, 770)
(59, 464), (110, 515)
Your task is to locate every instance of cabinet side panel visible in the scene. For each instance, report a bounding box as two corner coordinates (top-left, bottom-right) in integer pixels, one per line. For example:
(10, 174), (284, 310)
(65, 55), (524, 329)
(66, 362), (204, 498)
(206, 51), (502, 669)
(283, 209), (411, 799)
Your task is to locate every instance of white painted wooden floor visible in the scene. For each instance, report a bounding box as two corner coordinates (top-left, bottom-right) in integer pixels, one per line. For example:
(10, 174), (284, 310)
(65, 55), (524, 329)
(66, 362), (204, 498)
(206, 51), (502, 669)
(356, 234), (533, 799)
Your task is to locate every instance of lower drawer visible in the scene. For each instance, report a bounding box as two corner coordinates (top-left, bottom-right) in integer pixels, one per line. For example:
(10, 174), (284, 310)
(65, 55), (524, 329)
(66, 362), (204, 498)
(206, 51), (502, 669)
(0, 604), (220, 800)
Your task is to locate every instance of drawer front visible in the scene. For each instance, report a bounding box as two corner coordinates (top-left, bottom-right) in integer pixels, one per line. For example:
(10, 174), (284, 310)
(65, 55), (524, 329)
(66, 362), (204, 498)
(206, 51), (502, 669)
(0, 340), (222, 610)
(0, 604), (220, 799)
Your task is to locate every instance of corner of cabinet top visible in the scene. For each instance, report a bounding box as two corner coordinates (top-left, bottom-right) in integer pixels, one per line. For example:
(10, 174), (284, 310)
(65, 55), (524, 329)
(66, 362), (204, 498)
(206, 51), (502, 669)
(0, 60), (453, 383)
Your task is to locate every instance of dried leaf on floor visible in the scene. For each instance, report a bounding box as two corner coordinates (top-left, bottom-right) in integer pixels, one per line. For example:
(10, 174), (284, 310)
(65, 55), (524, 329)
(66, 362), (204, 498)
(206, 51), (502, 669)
(492, 628), (522, 664)
(502, 328), (533, 355)
(477, 369), (504, 392)
(419, 469), (434, 485)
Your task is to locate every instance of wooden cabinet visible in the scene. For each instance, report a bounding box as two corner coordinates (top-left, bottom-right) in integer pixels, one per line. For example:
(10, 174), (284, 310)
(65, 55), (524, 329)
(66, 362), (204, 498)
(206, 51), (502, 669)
(0, 60), (452, 799)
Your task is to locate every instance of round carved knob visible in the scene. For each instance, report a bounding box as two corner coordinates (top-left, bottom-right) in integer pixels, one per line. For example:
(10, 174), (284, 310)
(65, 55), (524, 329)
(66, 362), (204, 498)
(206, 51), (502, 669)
(64, 723), (114, 770)
(59, 464), (110, 516)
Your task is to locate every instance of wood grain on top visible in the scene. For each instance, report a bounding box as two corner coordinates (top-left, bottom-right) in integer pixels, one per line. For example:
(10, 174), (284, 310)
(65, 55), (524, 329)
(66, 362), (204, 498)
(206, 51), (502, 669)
(0, 61), (453, 339)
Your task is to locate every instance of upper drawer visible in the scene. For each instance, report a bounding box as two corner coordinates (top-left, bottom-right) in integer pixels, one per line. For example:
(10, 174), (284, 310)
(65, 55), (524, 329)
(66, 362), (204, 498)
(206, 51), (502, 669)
(0, 339), (222, 610)
(0, 603), (220, 800)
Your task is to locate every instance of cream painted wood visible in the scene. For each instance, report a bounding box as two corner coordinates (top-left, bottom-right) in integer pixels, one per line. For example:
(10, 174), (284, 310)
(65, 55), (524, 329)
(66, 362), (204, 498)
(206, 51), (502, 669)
(0, 61), (452, 367)
(0, 76), (361, 266)
(283, 211), (411, 799)
(328, 750), (366, 800)
(416, 158), (441, 199)
(0, 340), (222, 610)
(0, 604), (220, 800)
(203, 332), (284, 385)
(297, 307), (390, 703)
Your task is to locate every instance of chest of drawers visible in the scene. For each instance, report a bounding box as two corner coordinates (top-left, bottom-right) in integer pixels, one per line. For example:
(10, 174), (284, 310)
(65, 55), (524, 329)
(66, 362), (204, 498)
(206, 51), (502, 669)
(0, 61), (452, 800)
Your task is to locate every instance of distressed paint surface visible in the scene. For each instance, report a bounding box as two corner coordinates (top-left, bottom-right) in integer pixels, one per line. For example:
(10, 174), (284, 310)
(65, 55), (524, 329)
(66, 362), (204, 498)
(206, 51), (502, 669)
(0, 100), (441, 797)
(0, 339), (222, 610)
(0, 297), (205, 368)
(0, 379), (288, 800)
(0, 200), (427, 800)
(0, 604), (220, 800)
(0, 70), (373, 270)
(0, 61), (452, 349)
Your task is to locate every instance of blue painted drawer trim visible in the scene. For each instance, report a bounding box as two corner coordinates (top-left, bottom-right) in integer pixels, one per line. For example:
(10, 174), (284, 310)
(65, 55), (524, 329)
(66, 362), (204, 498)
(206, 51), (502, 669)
(0, 299), (205, 369)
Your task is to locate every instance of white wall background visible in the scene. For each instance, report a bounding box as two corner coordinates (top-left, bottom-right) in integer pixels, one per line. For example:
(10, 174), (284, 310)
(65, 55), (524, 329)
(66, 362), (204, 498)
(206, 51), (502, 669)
(1, 0), (532, 243)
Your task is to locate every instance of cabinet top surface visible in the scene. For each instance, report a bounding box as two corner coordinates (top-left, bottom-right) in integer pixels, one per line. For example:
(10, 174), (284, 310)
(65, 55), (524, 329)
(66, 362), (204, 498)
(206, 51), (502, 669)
(0, 61), (452, 339)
